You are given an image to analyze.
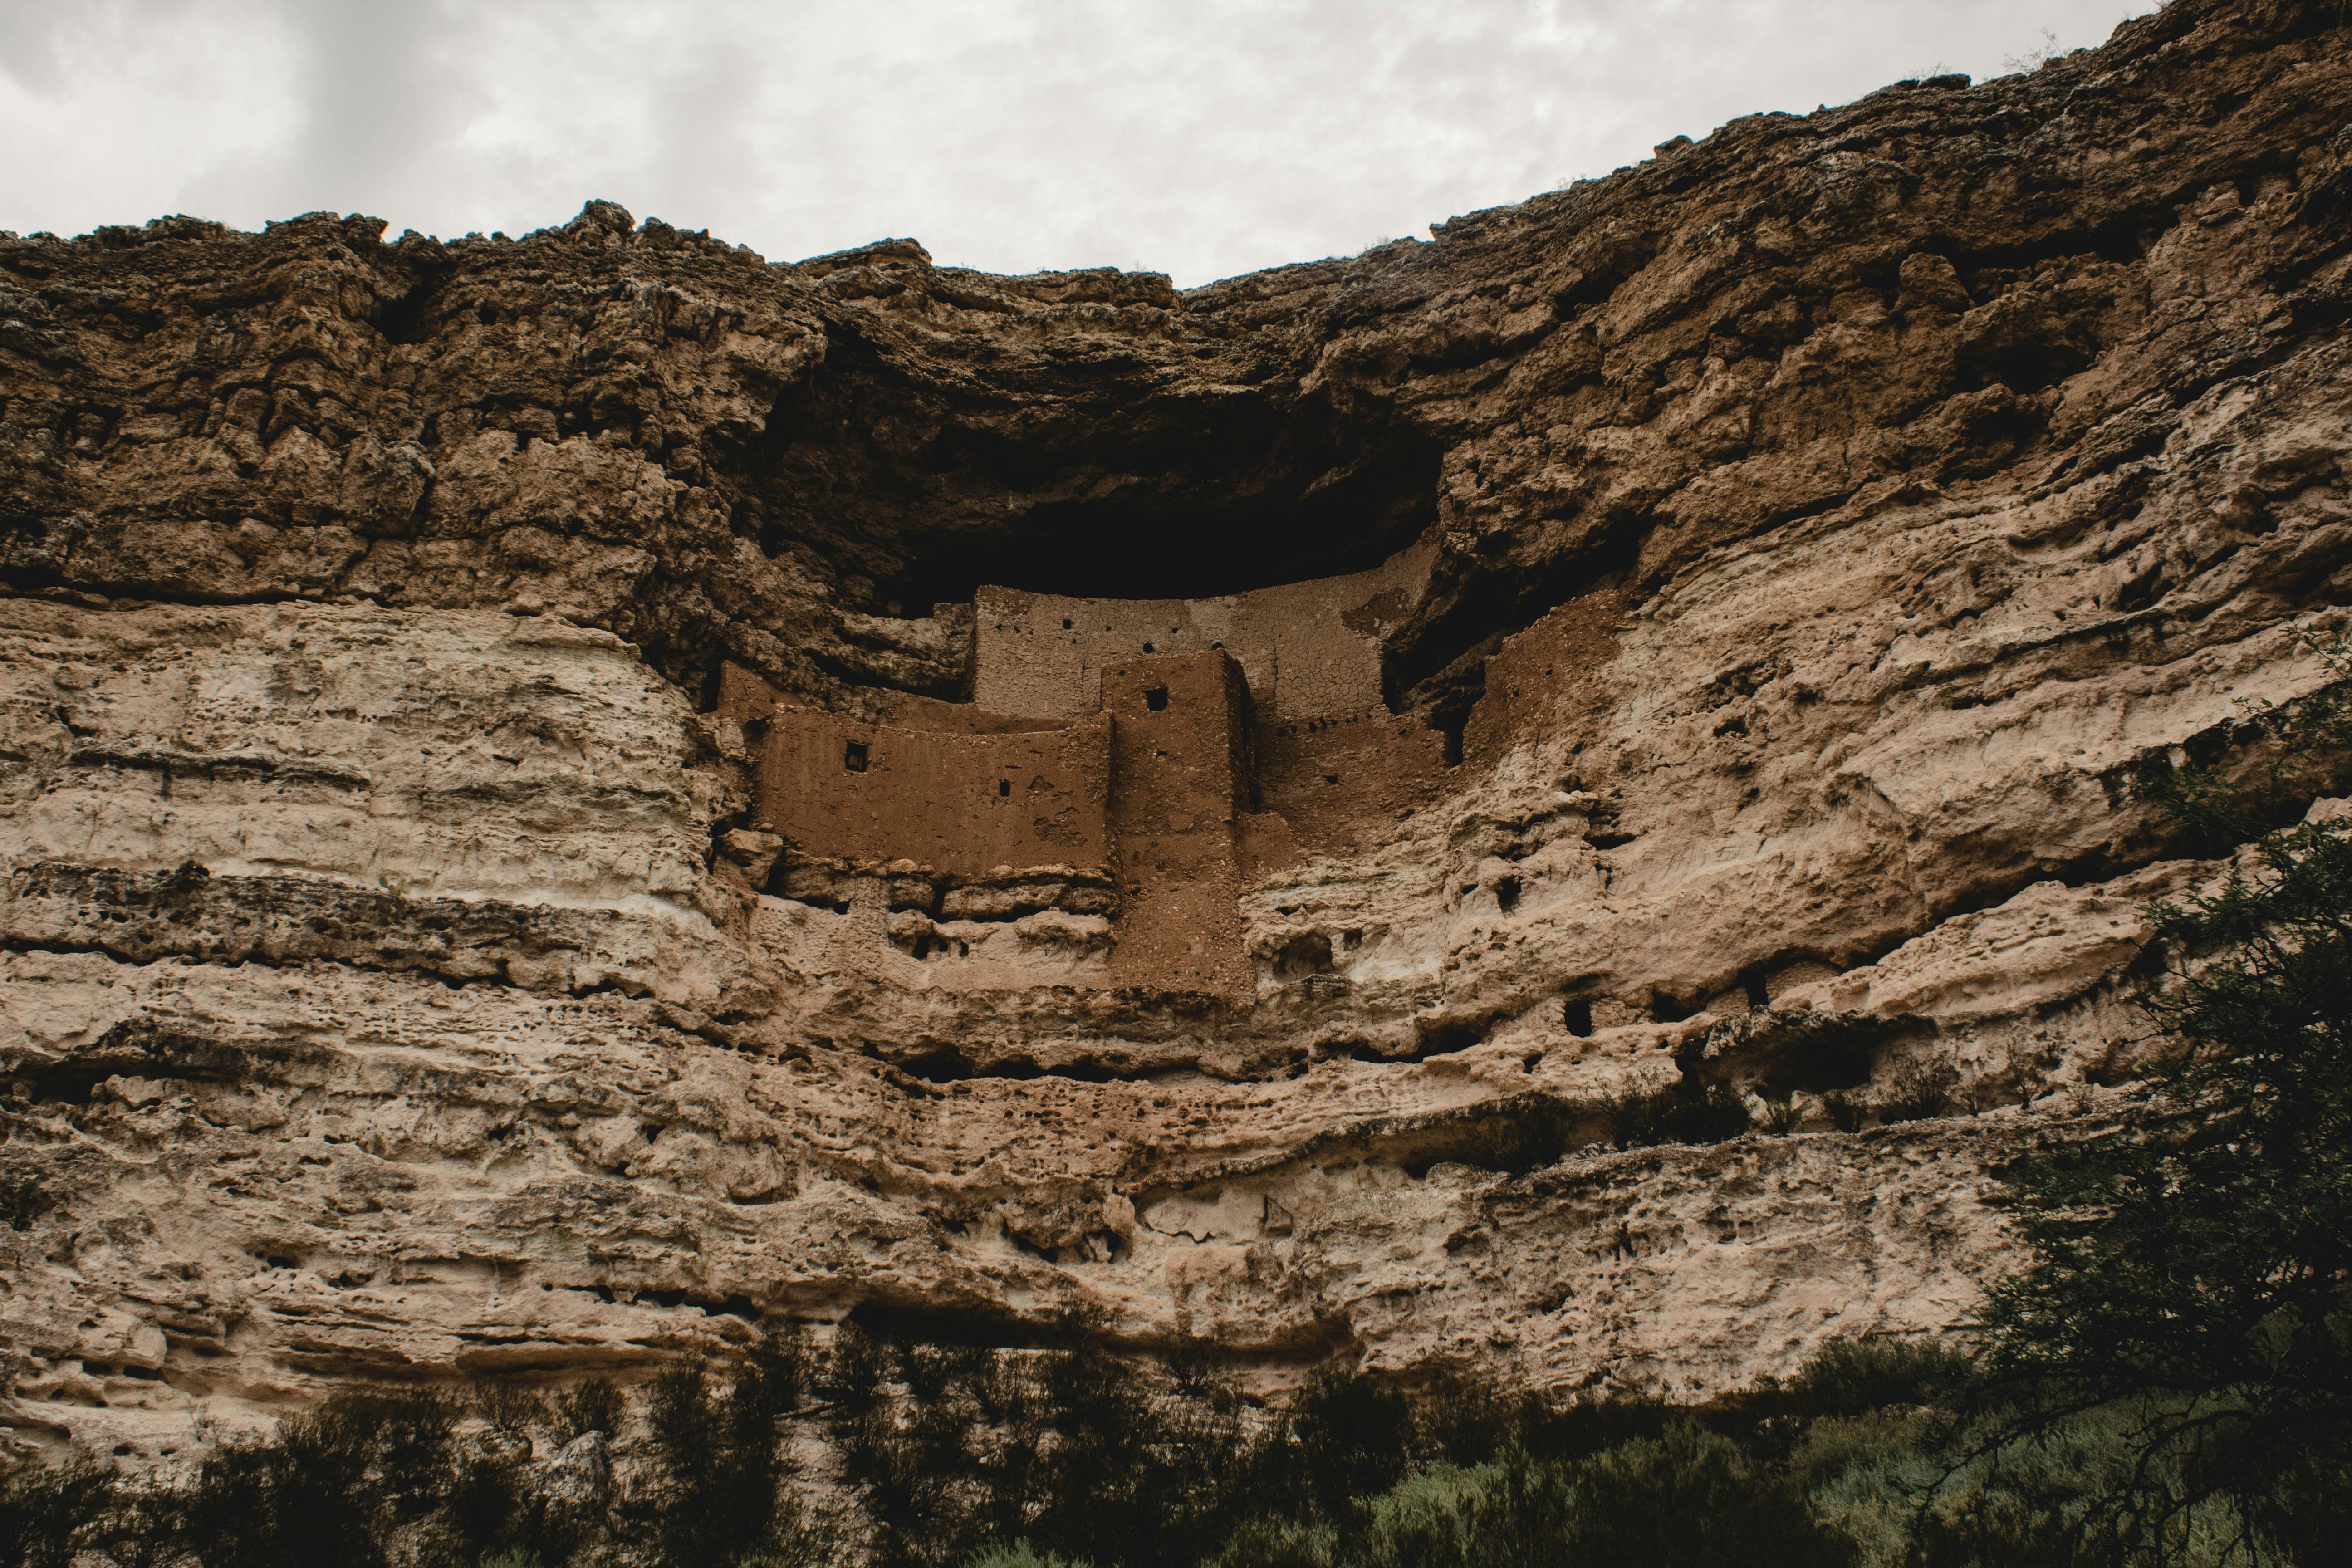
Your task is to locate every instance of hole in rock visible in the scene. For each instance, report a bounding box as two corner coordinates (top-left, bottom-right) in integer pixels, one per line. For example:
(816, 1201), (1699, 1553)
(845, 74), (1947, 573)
(998, 779), (1012, 796)
(1562, 998), (1594, 1037)
(843, 740), (869, 773)
(1142, 642), (1155, 653)
(1651, 992), (1698, 1024)
(1145, 686), (1168, 711)
(1495, 876), (1522, 912)
(1062, 617), (1073, 628)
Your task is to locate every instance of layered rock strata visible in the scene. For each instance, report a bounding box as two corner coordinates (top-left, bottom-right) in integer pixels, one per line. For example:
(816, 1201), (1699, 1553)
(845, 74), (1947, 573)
(3, 0), (2351, 1473)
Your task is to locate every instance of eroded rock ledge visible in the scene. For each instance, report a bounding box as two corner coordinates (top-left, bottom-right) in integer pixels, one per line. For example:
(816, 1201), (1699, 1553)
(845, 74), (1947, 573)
(4, 0), (2351, 1472)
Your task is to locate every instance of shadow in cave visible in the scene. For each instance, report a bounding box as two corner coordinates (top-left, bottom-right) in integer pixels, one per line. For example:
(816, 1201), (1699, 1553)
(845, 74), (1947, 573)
(747, 321), (1446, 610)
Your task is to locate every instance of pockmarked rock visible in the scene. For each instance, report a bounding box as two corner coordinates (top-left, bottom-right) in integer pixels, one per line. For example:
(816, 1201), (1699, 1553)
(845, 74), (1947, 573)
(3, 0), (2350, 1468)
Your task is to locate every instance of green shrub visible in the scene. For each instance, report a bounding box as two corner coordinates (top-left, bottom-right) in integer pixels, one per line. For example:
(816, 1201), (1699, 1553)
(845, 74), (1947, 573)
(967, 1543), (1093, 1568)
(1973, 630), (2352, 1558)
(1778, 1336), (1972, 1420)
(1565, 1422), (1853, 1568)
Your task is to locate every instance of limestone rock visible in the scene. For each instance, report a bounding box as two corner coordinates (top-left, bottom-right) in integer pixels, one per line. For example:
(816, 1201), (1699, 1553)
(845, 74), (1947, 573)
(2, 0), (2350, 1465)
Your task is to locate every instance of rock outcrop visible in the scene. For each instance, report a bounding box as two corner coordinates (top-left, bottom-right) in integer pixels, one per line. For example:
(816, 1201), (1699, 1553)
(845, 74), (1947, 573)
(5, 0), (2351, 1474)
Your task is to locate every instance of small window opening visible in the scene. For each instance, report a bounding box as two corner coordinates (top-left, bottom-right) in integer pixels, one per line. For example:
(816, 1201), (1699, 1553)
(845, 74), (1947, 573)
(1323, 774), (1340, 785)
(833, 901), (851, 915)
(1145, 686), (1168, 711)
(1062, 618), (1073, 629)
(1563, 998), (1594, 1037)
(1742, 968), (1771, 1009)
(1495, 876), (1521, 911)
(998, 779), (1011, 797)
(1143, 642), (1155, 653)
(843, 740), (868, 773)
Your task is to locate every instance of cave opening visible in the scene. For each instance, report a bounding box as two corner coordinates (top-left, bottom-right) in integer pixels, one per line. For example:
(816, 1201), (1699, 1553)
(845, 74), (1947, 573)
(750, 320), (1447, 611)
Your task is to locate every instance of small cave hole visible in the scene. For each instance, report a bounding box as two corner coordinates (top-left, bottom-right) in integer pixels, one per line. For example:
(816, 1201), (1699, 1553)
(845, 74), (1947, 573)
(1143, 642), (1156, 653)
(1323, 774), (1340, 785)
(832, 901), (851, 915)
(1651, 991), (1697, 1024)
(1743, 968), (1771, 1009)
(1062, 618), (1073, 629)
(1495, 876), (1522, 911)
(1563, 998), (1594, 1037)
(998, 778), (1012, 796)
(1145, 686), (1168, 711)
(843, 740), (869, 773)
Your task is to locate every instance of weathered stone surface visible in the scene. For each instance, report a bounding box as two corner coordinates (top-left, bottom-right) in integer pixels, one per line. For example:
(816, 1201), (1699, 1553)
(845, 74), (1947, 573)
(3, 0), (2351, 1472)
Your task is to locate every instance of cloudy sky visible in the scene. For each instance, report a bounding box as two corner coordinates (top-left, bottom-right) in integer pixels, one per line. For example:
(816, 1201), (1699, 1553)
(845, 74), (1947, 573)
(1, 0), (2156, 287)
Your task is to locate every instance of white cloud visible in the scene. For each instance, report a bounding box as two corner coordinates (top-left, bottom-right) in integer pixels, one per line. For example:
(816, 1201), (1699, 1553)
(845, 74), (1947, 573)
(0, 0), (2161, 285)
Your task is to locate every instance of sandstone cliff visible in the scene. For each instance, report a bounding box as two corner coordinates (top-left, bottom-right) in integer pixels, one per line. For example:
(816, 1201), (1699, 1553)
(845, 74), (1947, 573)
(4, 0), (2351, 1474)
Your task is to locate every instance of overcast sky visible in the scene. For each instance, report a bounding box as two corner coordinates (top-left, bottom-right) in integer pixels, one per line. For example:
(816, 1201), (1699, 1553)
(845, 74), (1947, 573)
(0, 0), (2157, 287)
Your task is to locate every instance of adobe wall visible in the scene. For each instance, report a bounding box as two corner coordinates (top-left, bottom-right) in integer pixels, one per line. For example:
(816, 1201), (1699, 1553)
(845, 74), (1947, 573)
(717, 660), (1066, 736)
(753, 707), (1112, 878)
(1254, 711), (1451, 859)
(1099, 651), (1254, 996)
(1460, 589), (1633, 770)
(972, 539), (1431, 723)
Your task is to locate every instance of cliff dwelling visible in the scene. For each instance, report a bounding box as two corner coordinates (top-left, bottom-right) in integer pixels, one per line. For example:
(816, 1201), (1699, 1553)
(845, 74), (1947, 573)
(715, 543), (1473, 997)
(5, 1), (2352, 1551)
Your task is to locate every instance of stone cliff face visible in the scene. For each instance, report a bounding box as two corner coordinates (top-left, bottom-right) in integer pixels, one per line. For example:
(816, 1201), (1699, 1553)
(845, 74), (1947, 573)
(5, 0), (2352, 1471)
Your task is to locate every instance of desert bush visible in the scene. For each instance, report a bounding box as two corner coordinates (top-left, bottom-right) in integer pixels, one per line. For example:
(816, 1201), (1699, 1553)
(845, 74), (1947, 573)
(476, 1377), (550, 1439)
(1777, 1336), (1972, 1420)
(1822, 1090), (1868, 1132)
(1878, 1059), (1959, 1122)
(969, 1544), (1093, 1568)
(633, 1333), (811, 1568)
(0, 1453), (116, 1568)
(1568, 1422), (1853, 1568)
(1610, 1083), (1752, 1148)
(176, 1388), (462, 1568)
(553, 1377), (625, 1442)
